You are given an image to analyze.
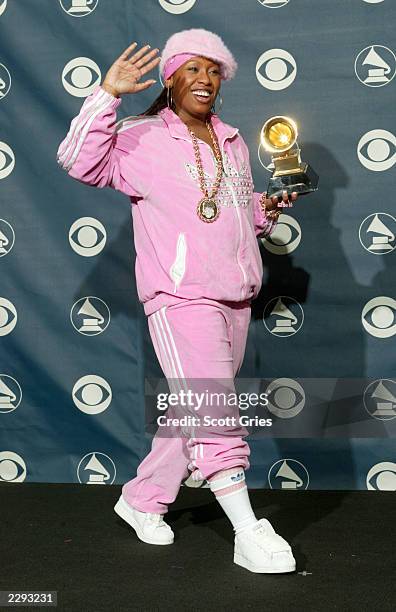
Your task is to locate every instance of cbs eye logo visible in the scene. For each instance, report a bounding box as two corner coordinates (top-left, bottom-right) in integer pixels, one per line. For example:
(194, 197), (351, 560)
(0, 0), (7, 17)
(258, 0), (290, 7)
(158, 0), (196, 13)
(72, 375), (112, 414)
(62, 57), (101, 97)
(357, 129), (396, 171)
(361, 296), (396, 338)
(362, 0), (384, 4)
(69, 217), (107, 256)
(265, 378), (305, 419)
(0, 451), (26, 482)
(0, 297), (17, 336)
(0, 142), (15, 180)
(366, 461), (396, 491)
(256, 49), (296, 91)
(259, 214), (301, 254)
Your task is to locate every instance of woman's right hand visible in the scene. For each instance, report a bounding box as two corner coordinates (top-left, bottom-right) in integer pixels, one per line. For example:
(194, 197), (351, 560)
(101, 42), (160, 98)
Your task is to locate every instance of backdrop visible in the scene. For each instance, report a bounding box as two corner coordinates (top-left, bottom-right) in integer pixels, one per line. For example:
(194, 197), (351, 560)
(0, 0), (395, 491)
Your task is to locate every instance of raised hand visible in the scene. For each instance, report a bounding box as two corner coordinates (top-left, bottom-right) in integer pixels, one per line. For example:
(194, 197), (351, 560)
(101, 42), (161, 98)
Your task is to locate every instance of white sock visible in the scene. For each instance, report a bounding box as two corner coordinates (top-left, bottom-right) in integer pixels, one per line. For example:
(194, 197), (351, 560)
(208, 468), (259, 535)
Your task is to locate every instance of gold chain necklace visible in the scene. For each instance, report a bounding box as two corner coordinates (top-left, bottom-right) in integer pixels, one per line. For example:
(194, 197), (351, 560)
(188, 120), (223, 223)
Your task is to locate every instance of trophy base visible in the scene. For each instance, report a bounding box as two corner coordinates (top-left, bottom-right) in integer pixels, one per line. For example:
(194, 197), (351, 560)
(267, 164), (319, 199)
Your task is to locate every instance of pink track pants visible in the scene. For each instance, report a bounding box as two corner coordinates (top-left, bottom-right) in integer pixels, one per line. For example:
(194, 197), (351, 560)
(122, 298), (252, 514)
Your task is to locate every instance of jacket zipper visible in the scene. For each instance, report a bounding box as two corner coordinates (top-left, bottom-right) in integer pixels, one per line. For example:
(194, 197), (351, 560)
(176, 133), (248, 298)
(170, 232), (187, 294)
(216, 139), (248, 299)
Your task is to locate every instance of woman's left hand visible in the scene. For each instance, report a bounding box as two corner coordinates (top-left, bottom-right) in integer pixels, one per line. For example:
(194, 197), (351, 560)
(263, 190), (298, 212)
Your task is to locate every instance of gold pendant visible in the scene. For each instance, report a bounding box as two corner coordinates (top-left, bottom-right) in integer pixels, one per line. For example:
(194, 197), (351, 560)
(197, 198), (220, 223)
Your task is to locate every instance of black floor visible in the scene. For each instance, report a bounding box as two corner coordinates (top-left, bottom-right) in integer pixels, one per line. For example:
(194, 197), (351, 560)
(1, 483), (395, 611)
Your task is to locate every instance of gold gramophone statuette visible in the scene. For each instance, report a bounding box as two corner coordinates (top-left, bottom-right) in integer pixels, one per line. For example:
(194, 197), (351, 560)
(261, 116), (319, 199)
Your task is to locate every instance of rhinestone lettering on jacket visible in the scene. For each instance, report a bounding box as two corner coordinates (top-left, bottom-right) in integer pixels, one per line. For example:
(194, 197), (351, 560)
(185, 150), (253, 208)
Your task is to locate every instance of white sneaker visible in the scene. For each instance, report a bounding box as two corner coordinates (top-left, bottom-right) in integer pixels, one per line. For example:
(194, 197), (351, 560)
(114, 495), (174, 545)
(234, 518), (296, 573)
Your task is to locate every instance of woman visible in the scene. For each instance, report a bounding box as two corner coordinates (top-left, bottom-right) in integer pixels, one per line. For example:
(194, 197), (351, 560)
(57, 28), (298, 574)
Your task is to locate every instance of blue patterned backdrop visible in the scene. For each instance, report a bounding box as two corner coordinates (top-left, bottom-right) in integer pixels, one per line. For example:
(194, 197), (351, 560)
(0, 0), (395, 491)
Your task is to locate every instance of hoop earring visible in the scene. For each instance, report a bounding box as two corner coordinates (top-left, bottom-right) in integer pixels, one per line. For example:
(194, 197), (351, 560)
(211, 94), (223, 114)
(167, 86), (173, 109)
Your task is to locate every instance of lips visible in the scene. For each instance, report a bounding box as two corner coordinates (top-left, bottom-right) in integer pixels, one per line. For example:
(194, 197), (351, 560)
(191, 90), (212, 104)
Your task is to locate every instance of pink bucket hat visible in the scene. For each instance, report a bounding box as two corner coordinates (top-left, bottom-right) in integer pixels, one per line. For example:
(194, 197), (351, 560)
(160, 28), (238, 82)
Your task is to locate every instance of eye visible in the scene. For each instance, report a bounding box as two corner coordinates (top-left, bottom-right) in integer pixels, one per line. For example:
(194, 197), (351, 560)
(361, 296), (396, 338)
(0, 297), (17, 336)
(265, 378), (305, 419)
(62, 57), (101, 96)
(69, 216), (107, 257)
(0, 142), (15, 180)
(0, 453), (27, 483)
(188, 66), (219, 74)
(72, 375), (112, 414)
(256, 49), (297, 91)
(357, 129), (396, 171)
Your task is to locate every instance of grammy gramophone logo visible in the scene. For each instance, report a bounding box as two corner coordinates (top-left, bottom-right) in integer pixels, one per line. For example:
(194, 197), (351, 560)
(268, 459), (309, 490)
(59, 0), (98, 16)
(0, 63), (10, 99)
(70, 297), (110, 335)
(355, 45), (396, 87)
(77, 452), (116, 485)
(0, 219), (15, 257)
(0, 375), (22, 414)
(359, 213), (396, 255)
(263, 296), (304, 336)
(363, 379), (396, 421)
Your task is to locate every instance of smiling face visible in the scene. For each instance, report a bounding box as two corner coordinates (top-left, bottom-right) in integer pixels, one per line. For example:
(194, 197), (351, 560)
(165, 55), (222, 126)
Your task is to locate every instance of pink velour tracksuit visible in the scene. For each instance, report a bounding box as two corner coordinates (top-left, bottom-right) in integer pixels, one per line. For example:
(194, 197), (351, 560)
(57, 84), (279, 513)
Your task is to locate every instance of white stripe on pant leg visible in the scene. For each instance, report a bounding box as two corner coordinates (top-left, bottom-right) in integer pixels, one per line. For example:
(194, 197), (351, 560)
(151, 314), (184, 407)
(153, 310), (181, 380)
(151, 312), (176, 380)
(159, 307), (187, 382)
(152, 310), (188, 431)
(156, 306), (191, 402)
(158, 305), (203, 474)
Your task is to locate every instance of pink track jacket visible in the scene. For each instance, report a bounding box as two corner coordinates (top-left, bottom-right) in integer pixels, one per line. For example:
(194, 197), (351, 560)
(56, 85), (278, 315)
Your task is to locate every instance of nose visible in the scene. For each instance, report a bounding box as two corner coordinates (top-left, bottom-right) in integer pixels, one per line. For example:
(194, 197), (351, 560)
(196, 69), (212, 85)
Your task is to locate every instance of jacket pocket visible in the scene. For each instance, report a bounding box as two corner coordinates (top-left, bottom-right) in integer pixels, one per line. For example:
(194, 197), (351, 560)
(170, 232), (187, 294)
